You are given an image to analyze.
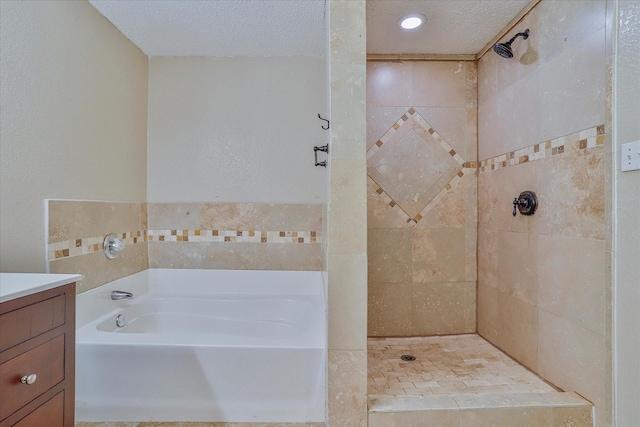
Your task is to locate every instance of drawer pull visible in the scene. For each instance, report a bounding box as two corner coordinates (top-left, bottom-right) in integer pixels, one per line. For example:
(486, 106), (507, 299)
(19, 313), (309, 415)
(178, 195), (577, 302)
(20, 374), (37, 385)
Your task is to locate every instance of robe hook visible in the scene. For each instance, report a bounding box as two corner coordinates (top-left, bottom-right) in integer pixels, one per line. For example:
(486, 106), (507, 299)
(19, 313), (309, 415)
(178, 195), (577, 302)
(318, 114), (330, 130)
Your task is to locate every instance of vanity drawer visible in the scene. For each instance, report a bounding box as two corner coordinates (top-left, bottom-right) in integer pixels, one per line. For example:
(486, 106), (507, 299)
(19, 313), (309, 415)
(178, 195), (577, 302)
(0, 295), (65, 352)
(12, 391), (64, 427)
(0, 335), (65, 420)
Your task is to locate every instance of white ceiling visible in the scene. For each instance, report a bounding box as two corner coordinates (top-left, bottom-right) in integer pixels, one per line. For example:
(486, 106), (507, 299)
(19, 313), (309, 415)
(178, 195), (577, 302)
(367, 0), (532, 55)
(88, 0), (327, 57)
(88, 0), (531, 57)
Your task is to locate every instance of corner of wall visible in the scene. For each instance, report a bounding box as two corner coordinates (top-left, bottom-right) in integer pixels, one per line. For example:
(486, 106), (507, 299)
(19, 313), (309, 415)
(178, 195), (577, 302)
(326, 1), (368, 425)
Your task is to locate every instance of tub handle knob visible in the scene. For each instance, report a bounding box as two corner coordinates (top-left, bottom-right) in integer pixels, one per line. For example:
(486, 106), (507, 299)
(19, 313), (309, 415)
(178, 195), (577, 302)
(20, 374), (37, 385)
(104, 233), (126, 259)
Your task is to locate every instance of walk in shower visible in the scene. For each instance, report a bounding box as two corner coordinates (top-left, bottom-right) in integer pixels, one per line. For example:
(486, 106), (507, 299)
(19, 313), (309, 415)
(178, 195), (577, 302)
(365, 0), (610, 425)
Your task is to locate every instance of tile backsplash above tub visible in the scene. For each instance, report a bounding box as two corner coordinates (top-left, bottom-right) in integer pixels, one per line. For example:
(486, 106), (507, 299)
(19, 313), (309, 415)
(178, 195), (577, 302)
(47, 200), (148, 293)
(47, 201), (324, 293)
(147, 202), (323, 271)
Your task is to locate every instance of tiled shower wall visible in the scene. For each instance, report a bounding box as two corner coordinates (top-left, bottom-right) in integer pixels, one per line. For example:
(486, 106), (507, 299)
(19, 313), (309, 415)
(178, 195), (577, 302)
(48, 200), (323, 293)
(366, 61), (478, 336)
(477, 1), (610, 425)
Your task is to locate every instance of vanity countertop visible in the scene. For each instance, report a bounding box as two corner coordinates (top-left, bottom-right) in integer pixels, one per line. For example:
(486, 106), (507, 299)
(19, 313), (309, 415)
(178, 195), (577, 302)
(0, 273), (82, 303)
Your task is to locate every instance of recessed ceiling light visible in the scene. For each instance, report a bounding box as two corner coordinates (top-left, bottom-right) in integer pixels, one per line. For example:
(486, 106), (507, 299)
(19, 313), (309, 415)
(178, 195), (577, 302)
(399, 14), (426, 30)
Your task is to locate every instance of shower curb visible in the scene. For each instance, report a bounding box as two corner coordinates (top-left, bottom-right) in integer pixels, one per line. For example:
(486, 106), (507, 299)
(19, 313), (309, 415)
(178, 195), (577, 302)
(368, 392), (594, 426)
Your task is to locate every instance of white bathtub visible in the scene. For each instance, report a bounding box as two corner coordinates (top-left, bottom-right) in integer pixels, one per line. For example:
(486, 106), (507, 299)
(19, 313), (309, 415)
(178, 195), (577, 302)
(75, 269), (326, 423)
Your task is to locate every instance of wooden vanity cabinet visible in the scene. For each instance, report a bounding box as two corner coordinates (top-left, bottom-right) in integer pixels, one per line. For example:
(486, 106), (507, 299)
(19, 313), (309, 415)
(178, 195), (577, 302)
(0, 283), (75, 427)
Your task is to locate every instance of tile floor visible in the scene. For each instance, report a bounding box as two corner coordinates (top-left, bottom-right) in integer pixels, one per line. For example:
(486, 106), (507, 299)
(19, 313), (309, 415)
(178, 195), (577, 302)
(368, 334), (558, 396)
(75, 423), (324, 427)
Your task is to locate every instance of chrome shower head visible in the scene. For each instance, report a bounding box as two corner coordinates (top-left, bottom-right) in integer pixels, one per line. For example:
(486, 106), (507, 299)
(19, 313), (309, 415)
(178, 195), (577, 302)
(492, 29), (530, 58)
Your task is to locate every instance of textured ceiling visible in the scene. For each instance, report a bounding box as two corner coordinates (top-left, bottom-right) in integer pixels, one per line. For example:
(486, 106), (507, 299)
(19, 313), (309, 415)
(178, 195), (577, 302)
(88, 0), (326, 57)
(367, 0), (532, 55)
(88, 0), (531, 57)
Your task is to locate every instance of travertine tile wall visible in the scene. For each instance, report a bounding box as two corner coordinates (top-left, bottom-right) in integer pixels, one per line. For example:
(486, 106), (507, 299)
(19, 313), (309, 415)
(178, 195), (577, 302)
(48, 200), (148, 293)
(366, 61), (478, 336)
(477, 1), (611, 426)
(147, 202), (323, 271)
(48, 201), (323, 294)
(326, 1), (368, 425)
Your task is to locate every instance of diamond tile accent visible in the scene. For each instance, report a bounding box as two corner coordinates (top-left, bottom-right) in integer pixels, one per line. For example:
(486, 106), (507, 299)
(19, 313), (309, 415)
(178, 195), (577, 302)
(367, 109), (466, 223)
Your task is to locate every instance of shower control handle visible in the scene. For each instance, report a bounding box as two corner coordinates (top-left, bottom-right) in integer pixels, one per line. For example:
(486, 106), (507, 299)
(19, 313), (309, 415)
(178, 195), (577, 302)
(513, 197), (529, 216)
(512, 191), (538, 217)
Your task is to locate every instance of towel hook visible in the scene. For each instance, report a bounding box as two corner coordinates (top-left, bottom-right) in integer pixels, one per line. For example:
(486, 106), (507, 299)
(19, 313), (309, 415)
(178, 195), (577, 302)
(318, 114), (330, 130)
(314, 145), (329, 167)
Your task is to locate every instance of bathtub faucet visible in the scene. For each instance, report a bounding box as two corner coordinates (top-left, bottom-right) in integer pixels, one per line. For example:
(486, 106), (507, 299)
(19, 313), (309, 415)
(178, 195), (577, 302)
(111, 290), (133, 300)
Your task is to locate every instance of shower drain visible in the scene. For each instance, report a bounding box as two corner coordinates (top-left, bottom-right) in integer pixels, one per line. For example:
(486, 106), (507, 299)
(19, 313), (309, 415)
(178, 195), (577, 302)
(400, 354), (416, 362)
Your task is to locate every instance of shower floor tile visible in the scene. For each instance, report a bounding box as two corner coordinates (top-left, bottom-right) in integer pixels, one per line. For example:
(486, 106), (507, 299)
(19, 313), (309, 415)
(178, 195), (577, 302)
(368, 334), (558, 397)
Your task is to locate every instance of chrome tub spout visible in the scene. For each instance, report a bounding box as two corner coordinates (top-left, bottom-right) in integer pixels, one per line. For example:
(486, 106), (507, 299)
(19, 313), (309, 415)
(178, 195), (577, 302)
(111, 290), (133, 300)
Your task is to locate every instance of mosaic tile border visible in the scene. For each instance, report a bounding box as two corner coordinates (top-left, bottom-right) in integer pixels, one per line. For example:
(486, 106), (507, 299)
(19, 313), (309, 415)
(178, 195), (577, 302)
(147, 229), (319, 244)
(48, 231), (146, 260)
(479, 125), (604, 173)
(367, 107), (476, 226)
(47, 229), (321, 261)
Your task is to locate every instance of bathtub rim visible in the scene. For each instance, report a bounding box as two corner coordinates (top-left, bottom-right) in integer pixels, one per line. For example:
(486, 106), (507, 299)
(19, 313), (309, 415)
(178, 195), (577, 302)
(77, 268), (325, 328)
(76, 268), (326, 349)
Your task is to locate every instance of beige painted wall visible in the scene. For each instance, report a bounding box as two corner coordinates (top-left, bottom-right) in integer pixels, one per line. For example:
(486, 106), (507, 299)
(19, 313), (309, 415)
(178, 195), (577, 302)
(0, 0), (148, 273)
(147, 57), (326, 204)
(477, 1), (610, 425)
(613, 0), (640, 424)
